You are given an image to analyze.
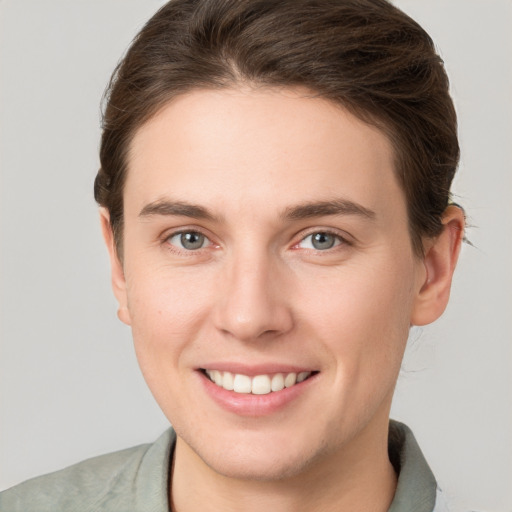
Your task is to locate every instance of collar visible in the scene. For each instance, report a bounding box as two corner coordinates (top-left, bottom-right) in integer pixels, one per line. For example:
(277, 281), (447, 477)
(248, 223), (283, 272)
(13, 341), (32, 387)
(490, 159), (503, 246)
(387, 420), (438, 512)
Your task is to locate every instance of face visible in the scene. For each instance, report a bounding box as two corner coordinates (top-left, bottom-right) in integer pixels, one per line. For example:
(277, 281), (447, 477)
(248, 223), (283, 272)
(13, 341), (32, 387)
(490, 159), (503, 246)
(109, 87), (430, 480)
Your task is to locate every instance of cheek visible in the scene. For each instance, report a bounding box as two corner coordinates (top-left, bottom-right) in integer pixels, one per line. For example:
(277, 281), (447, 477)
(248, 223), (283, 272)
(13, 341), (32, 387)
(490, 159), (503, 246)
(299, 258), (416, 373)
(125, 266), (214, 369)
(124, 268), (217, 421)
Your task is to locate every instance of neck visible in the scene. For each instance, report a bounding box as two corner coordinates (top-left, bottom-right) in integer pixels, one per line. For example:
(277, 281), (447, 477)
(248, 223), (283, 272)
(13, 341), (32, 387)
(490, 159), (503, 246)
(170, 419), (397, 512)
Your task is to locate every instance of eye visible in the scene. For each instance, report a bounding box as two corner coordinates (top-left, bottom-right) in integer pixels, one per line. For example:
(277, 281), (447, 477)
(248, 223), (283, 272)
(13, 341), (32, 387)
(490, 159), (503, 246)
(298, 231), (343, 251)
(167, 231), (211, 251)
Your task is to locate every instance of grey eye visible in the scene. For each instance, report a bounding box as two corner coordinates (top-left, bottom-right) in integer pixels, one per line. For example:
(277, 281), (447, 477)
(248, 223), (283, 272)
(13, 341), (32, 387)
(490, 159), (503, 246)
(168, 231), (209, 250)
(299, 232), (341, 250)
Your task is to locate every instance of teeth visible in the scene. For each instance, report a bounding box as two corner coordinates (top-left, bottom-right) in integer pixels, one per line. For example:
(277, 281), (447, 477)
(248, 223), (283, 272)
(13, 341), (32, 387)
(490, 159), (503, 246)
(297, 371), (309, 383)
(271, 373), (285, 392)
(222, 371), (234, 391)
(212, 370), (223, 386)
(251, 375), (271, 395)
(284, 372), (297, 387)
(233, 374), (252, 393)
(204, 370), (312, 395)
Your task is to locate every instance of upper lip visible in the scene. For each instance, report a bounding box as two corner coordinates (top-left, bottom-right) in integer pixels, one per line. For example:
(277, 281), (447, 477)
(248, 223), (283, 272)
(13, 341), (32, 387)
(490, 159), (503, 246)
(198, 362), (317, 376)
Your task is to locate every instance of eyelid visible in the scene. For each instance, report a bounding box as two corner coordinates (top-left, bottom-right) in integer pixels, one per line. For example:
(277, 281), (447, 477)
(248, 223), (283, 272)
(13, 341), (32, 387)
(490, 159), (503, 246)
(169, 231), (210, 249)
(159, 225), (353, 254)
(161, 226), (217, 254)
(292, 228), (353, 251)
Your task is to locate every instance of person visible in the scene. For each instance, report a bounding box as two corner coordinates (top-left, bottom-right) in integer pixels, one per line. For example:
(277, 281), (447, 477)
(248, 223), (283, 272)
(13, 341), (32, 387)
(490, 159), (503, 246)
(0, 0), (466, 510)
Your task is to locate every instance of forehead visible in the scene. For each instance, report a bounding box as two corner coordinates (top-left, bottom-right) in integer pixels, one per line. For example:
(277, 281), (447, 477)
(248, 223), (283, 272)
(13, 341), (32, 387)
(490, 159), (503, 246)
(125, 87), (405, 225)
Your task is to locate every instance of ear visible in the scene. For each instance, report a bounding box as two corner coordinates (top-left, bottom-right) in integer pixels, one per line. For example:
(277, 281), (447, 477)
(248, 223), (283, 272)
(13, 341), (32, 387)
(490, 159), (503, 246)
(99, 208), (131, 326)
(411, 205), (465, 326)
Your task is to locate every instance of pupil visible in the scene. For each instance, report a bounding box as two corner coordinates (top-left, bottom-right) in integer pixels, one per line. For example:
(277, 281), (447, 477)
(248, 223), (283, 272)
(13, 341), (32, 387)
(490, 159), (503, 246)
(312, 232), (335, 250)
(181, 232), (204, 250)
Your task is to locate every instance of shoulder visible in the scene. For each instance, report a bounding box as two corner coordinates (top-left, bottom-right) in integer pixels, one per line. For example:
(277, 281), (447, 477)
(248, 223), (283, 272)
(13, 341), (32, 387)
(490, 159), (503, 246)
(0, 428), (175, 512)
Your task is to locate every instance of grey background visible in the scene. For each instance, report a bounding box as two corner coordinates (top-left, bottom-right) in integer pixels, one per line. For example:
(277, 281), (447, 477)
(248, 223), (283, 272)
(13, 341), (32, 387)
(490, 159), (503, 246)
(1, 1), (511, 510)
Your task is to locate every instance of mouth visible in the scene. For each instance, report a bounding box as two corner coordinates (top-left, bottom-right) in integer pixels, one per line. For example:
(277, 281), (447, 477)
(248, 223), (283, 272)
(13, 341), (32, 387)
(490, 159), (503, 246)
(201, 369), (317, 395)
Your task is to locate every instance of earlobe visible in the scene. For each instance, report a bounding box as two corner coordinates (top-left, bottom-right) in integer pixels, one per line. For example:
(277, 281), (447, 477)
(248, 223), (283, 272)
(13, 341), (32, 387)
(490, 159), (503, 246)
(99, 208), (132, 326)
(411, 205), (465, 326)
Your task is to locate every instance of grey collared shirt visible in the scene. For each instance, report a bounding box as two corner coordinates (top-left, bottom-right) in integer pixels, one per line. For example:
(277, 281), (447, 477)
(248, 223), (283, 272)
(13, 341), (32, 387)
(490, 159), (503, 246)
(0, 421), (445, 511)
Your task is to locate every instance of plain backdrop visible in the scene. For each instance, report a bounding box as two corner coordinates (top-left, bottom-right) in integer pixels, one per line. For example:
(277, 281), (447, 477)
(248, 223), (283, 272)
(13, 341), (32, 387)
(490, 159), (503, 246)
(1, 1), (511, 511)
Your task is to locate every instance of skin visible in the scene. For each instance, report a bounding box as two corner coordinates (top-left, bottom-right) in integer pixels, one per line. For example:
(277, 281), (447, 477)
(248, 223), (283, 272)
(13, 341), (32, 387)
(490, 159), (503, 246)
(101, 87), (464, 512)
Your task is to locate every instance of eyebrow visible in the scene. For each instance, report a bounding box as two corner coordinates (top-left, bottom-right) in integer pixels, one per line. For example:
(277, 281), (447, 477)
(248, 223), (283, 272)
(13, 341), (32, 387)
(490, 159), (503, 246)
(138, 197), (375, 222)
(139, 200), (218, 221)
(282, 198), (376, 221)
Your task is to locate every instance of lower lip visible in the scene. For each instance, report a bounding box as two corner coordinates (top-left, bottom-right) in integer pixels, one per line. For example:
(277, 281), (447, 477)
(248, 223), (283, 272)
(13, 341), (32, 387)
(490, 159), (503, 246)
(198, 371), (317, 417)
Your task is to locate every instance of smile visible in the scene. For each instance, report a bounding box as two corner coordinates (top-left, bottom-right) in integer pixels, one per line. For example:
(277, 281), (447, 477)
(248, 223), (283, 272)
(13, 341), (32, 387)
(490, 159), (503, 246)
(203, 369), (313, 395)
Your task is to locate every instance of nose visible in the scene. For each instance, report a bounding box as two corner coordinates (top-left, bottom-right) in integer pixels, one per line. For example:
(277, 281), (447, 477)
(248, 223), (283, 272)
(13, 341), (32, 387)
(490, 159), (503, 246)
(213, 251), (294, 342)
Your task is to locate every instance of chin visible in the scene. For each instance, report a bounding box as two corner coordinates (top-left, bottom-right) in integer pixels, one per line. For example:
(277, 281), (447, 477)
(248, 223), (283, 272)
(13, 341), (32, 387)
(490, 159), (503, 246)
(208, 449), (317, 482)
(180, 425), (327, 482)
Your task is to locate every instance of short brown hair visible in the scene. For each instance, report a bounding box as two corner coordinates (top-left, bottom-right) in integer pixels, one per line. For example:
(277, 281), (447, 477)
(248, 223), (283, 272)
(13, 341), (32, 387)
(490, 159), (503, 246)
(94, 0), (459, 257)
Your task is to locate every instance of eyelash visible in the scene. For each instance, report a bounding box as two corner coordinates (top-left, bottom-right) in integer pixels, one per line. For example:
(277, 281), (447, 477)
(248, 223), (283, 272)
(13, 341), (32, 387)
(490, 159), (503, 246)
(162, 228), (351, 255)
(163, 229), (213, 254)
(294, 230), (351, 252)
